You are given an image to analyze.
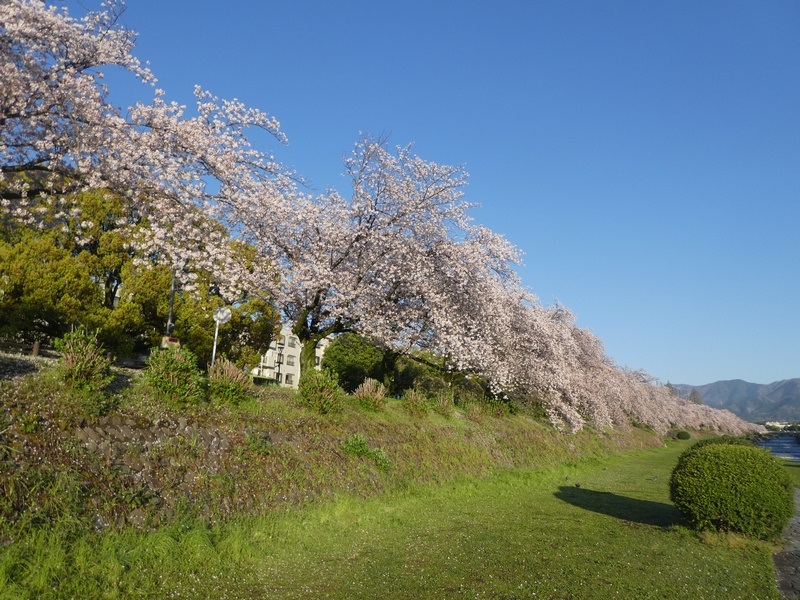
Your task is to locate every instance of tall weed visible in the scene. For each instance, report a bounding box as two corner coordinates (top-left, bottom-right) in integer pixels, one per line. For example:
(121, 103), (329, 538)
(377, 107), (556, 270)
(209, 357), (253, 406)
(54, 326), (112, 393)
(145, 347), (206, 407)
(353, 378), (388, 411)
(402, 388), (430, 417)
(298, 369), (344, 414)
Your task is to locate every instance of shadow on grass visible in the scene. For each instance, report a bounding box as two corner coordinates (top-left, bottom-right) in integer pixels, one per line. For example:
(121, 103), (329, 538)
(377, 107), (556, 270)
(554, 486), (683, 528)
(0, 356), (41, 381)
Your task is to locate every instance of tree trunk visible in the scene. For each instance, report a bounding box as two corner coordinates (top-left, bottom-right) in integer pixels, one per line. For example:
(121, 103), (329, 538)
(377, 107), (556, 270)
(299, 338), (320, 380)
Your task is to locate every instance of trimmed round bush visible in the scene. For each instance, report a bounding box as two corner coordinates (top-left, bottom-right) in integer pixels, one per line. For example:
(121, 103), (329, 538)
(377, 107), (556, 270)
(675, 430), (691, 440)
(669, 443), (794, 540)
(674, 436), (756, 472)
(684, 435), (755, 453)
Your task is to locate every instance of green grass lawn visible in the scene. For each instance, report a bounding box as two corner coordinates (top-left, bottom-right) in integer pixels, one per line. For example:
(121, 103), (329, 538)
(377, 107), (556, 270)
(783, 457), (800, 488)
(0, 439), (785, 599)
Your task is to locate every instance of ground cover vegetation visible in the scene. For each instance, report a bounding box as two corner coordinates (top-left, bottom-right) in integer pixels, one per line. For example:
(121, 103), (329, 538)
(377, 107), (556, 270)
(0, 0), (763, 435)
(0, 352), (789, 598)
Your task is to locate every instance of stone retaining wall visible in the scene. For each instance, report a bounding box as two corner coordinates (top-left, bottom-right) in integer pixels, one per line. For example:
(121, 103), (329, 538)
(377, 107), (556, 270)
(73, 415), (231, 459)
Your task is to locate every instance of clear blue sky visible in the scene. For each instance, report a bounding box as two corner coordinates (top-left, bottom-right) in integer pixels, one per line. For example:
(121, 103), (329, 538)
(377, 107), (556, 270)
(109, 0), (799, 386)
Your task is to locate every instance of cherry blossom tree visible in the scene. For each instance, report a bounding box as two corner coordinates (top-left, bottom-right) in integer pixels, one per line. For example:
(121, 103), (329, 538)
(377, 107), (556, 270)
(1, 0), (289, 298)
(0, 0), (761, 436)
(235, 136), (532, 375)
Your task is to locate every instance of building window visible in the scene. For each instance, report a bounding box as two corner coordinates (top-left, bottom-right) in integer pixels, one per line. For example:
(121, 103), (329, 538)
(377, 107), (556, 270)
(288, 337), (297, 348)
(286, 355), (295, 366)
(315, 356), (321, 366)
(275, 353), (283, 364)
(285, 373), (294, 385)
(275, 373), (282, 383)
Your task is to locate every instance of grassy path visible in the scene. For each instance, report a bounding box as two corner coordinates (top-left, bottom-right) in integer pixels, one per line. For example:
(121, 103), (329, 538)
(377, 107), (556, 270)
(249, 442), (777, 599)
(0, 439), (782, 599)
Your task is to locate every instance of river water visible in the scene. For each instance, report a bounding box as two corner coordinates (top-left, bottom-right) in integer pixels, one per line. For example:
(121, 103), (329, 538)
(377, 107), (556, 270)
(756, 434), (800, 462)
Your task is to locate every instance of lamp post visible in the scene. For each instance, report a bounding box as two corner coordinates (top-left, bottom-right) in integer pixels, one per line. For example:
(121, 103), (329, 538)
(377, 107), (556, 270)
(276, 345), (284, 384)
(211, 306), (232, 367)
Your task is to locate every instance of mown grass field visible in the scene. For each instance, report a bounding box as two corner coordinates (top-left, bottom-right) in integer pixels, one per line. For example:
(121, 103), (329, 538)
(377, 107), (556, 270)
(0, 439), (786, 599)
(783, 457), (800, 488)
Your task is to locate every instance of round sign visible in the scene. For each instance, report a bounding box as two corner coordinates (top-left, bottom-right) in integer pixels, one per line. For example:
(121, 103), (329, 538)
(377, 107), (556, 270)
(213, 306), (232, 324)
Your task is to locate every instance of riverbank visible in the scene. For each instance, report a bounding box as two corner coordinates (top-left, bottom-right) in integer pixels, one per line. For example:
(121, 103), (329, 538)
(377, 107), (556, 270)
(0, 354), (794, 597)
(0, 351), (665, 536)
(0, 441), (786, 598)
(758, 433), (800, 463)
(756, 437), (800, 599)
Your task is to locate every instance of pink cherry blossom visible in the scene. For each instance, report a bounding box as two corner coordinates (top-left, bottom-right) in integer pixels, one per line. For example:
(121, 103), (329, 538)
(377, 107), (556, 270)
(0, 1), (761, 436)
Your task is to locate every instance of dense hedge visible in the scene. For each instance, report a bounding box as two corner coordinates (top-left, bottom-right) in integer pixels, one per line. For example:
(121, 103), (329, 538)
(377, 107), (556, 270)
(669, 443), (794, 540)
(682, 435), (756, 453)
(672, 435), (756, 472)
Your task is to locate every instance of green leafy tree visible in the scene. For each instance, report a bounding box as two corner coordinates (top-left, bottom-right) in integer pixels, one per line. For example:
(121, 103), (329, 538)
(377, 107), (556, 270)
(321, 333), (388, 393)
(161, 271), (278, 368)
(0, 229), (103, 341)
(0, 189), (139, 347)
(0, 188), (279, 362)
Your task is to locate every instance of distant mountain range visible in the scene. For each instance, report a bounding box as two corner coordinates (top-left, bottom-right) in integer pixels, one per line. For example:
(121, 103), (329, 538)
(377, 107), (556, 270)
(672, 379), (800, 422)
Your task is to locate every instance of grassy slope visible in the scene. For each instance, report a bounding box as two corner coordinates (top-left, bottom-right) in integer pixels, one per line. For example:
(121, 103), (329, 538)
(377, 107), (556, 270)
(0, 357), (791, 598)
(0, 441), (782, 599)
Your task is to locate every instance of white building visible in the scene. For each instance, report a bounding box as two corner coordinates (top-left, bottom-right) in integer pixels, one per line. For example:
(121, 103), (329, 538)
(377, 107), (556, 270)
(252, 325), (329, 389)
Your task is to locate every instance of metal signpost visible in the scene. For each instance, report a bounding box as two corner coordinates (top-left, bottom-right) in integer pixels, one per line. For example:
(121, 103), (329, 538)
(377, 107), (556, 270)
(210, 306), (232, 367)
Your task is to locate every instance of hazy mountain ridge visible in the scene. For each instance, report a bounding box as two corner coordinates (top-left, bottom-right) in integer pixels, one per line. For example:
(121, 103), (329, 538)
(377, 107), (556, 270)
(673, 378), (800, 421)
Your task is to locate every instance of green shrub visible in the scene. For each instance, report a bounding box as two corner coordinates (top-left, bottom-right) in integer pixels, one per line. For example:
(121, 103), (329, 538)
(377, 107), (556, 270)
(297, 369), (344, 414)
(320, 333), (387, 393)
(669, 444), (794, 540)
(342, 433), (393, 472)
(402, 388), (430, 417)
(676, 431), (691, 440)
(675, 435), (755, 469)
(209, 357), (252, 406)
(54, 326), (112, 392)
(145, 347), (206, 407)
(370, 447), (393, 473)
(353, 378), (388, 411)
(686, 435), (755, 452)
(434, 391), (454, 417)
(414, 375), (448, 400)
(343, 433), (371, 457)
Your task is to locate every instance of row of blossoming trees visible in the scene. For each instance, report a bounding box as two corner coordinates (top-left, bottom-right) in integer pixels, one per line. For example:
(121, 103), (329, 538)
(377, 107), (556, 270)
(1, 0), (758, 434)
